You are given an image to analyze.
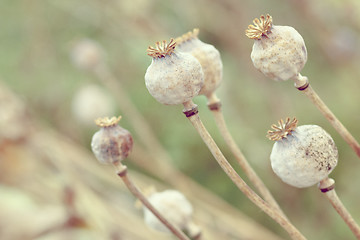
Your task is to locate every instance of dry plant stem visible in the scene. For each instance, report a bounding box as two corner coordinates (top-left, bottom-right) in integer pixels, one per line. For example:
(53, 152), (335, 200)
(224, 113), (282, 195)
(207, 93), (286, 218)
(294, 74), (360, 159)
(114, 163), (191, 240)
(183, 100), (306, 240)
(319, 178), (360, 239)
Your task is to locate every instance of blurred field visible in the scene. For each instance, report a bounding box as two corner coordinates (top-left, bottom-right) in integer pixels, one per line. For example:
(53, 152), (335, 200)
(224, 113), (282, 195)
(1, 0), (360, 239)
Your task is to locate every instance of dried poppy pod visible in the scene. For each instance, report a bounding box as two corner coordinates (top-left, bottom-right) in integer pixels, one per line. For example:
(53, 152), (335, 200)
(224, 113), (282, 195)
(71, 84), (115, 127)
(71, 39), (104, 70)
(145, 39), (204, 105)
(267, 118), (338, 188)
(175, 29), (223, 97)
(91, 116), (133, 164)
(143, 190), (201, 238)
(246, 14), (307, 81)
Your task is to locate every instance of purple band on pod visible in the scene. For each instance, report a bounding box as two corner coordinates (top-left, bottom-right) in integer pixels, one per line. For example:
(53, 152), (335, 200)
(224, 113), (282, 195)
(117, 167), (128, 177)
(297, 82), (310, 91)
(192, 232), (202, 240)
(320, 183), (335, 193)
(208, 102), (222, 111)
(183, 106), (199, 118)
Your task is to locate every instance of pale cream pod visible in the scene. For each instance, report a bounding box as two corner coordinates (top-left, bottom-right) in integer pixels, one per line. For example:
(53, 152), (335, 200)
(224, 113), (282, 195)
(145, 39), (204, 105)
(71, 84), (115, 127)
(71, 39), (104, 70)
(143, 189), (200, 237)
(246, 15), (307, 81)
(267, 118), (338, 188)
(176, 29), (223, 97)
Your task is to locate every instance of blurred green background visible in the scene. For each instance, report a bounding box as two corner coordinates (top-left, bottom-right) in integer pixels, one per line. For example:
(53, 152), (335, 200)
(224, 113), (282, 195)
(1, 0), (360, 239)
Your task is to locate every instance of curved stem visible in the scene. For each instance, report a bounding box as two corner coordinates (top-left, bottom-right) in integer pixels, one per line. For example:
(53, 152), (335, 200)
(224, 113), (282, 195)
(114, 163), (191, 240)
(183, 100), (306, 240)
(294, 74), (360, 159)
(319, 178), (360, 239)
(206, 93), (286, 218)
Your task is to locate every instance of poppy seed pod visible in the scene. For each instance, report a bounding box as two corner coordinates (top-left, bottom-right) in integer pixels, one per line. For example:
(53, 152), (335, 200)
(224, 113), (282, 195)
(267, 118), (338, 188)
(71, 39), (104, 70)
(246, 15), (307, 81)
(176, 29), (223, 97)
(145, 39), (204, 105)
(71, 84), (115, 127)
(91, 116), (133, 164)
(143, 190), (199, 236)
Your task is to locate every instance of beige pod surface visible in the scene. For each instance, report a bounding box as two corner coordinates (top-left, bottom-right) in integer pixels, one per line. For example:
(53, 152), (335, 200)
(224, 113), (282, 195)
(270, 124), (338, 188)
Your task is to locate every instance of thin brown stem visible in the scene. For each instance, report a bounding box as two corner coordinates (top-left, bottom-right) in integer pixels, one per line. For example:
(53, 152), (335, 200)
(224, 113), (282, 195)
(294, 74), (360, 159)
(183, 100), (306, 240)
(114, 163), (191, 240)
(207, 93), (285, 218)
(319, 178), (360, 239)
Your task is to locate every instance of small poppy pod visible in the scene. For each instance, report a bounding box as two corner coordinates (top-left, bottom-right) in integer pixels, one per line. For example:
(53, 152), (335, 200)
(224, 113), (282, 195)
(71, 39), (104, 70)
(246, 15), (307, 81)
(176, 29), (223, 97)
(91, 116), (133, 164)
(145, 39), (204, 105)
(71, 84), (115, 127)
(143, 190), (198, 235)
(267, 118), (338, 188)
